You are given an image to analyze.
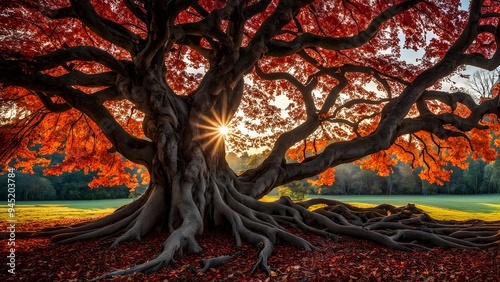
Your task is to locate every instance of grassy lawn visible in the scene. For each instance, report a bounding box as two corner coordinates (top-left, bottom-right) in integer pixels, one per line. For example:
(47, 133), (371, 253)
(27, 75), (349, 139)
(2, 195), (499, 223)
(0, 198), (133, 222)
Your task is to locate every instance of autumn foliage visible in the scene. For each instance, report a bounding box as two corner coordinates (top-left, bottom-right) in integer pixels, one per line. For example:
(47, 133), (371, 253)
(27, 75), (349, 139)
(1, 0), (499, 187)
(2, 0), (500, 279)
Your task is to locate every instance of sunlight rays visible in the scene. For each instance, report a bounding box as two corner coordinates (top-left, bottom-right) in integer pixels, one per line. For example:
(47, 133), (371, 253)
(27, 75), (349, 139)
(193, 109), (236, 156)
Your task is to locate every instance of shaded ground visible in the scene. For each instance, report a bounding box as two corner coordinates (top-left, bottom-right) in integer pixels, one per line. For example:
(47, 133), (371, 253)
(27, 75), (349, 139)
(1, 218), (499, 281)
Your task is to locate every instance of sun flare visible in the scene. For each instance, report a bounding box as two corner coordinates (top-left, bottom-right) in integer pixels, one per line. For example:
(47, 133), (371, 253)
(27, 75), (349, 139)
(219, 126), (229, 137)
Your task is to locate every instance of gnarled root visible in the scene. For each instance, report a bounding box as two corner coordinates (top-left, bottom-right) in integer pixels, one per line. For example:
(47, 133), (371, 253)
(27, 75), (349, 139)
(295, 198), (499, 250)
(198, 255), (232, 273)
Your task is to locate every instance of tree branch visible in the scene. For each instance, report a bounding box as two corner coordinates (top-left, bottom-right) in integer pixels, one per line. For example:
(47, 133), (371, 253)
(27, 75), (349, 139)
(266, 0), (423, 56)
(243, 0), (273, 19)
(279, 93), (500, 188)
(0, 108), (49, 164)
(235, 0), (313, 75)
(421, 90), (478, 111)
(90, 86), (124, 104)
(65, 89), (155, 167)
(135, 0), (194, 70)
(67, 0), (143, 55)
(58, 71), (117, 87)
(241, 0), (500, 197)
(123, 0), (147, 23)
(35, 92), (71, 113)
(0, 46), (127, 75)
(0, 69), (154, 167)
(255, 65), (317, 117)
(332, 97), (392, 118)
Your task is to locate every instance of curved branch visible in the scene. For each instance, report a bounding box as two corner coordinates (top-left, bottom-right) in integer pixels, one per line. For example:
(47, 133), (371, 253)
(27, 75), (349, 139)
(324, 118), (360, 135)
(66, 89), (155, 167)
(243, 0), (273, 19)
(123, 0), (147, 23)
(59, 71), (117, 87)
(135, 0), (194, 70)
(190, 2), (209, 17)
(320, 74), (348, 113)
(68, 0), (143, 55)
(266, 0), (423, 56)
(255, 65), (317, 117)
(177, 9), (239, 61)
(175, 34), (211, 58)
(234, 0), (313, 75)
(0, 107), (49, 163)
(279, 94), (500, 187)
(267, 75), (350, 161)
(35, 92), (71, 113)
(241, 0), (500, 196)
(332, 97), (392, 118)
(1, 46), (127, 75)
(44, 6), (77, 19)
(0, 70), (154, 167)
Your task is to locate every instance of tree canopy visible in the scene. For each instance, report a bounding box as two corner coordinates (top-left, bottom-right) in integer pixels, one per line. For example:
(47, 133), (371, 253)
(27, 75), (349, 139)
(1, 0), (498, 186)
(1, 0), (500, 279)
(1, 0), (500, 189)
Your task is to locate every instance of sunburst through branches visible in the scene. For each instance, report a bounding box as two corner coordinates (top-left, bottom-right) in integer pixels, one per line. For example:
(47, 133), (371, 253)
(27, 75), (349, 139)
(194, 110), (237, 156)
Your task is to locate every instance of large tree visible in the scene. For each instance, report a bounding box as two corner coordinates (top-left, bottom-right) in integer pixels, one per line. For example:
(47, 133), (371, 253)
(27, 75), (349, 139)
(1, 0), (500, 279)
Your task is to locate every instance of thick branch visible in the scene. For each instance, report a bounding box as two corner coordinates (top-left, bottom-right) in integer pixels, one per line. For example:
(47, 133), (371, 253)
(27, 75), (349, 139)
(255, 65), (317, 117)
(123, 0), (147, 23)
(135, 0), (194, 70)
(63, 88), (155, 167)
(59, 71), (117, 87)
(0, 46), (126, 75)
(234, 0), (313, 75)
(241, 0), (500, 197)
(266, 0), (423, 56)
(279, 95), (500, 187)
(0, 70), (154, 166)
(243, 0), (273, 19)
(35, 92), (71, 113)
(68, 0), (142, 55)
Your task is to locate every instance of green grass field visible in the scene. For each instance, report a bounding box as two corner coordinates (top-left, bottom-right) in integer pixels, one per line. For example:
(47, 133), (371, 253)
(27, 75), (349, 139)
(1, 195), (500, 223)
(0, 198), (133, 222)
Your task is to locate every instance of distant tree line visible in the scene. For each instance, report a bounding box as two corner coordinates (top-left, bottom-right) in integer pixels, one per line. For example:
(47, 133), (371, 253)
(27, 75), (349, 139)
(306, 156), (500, 196)
(0, 151), (146, 201)
(0, 167), (133, 201)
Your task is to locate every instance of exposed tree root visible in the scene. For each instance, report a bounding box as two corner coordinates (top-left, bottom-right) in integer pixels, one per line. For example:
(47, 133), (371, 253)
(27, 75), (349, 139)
(198, 255), (232, 273)
(26, 176), (500, 281)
